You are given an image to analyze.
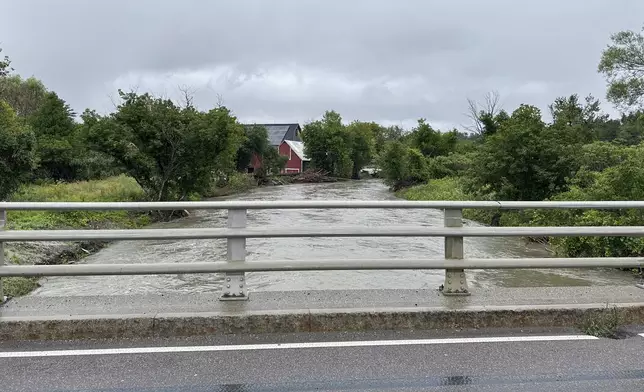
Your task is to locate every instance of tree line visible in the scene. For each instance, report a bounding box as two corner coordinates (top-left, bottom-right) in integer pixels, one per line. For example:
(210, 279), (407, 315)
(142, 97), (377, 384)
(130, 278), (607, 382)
(2, 23), (644, 228)
(232, 24), (643, 259)
(0, 49), (293, 202)
(300, 110), (405, 179)
(381, 26), (644, 259)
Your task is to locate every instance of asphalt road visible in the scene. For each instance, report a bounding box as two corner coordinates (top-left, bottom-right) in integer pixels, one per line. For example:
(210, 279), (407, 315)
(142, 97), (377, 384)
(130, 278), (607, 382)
(1, 329), (643, 392)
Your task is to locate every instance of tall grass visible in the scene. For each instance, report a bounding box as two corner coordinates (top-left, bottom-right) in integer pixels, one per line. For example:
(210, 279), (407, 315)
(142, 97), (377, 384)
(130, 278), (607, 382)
(396, 177), (470, 201)
(395, 177), (496, 223)
(7, 175), (149, 230)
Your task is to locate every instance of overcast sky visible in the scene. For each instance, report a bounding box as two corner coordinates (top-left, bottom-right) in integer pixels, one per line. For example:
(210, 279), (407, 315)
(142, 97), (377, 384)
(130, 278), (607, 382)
(2, 0), (643, 130)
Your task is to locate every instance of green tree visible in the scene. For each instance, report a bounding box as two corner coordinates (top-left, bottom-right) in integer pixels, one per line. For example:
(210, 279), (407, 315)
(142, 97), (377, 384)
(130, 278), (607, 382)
(409, 119), (458, 157)
(477, 109), (509, 137)
(177, 105), (245, 195)
(379, 140), (410, 189)
(598, 26), (644, 110)
(346, 121), (376, 179)
(301, 110), (352, 177)
(29, 92), (78, 180)
(236, 125), (271, 172)
(467, 105), (573, 201)
(427, 152), (475, 180)
(86, 90), (244, 201)
(548, 94), (606, 144)
(371, 124), (402, 156)
(615, 111), (644, 145)
(594, 118), (622, 142)
(74, 110), (123, 180)
(0, 75), (47, 118)
(411, 119), (442, 157)
(0, 101), (36, 200)
(384, 125), (404, 141)
(406, 148), (428, 183)
(466, 91), (508, 137)
(236, 125), (286, 177)
(575, 141), (632, 173)
(0, 47), (12, 77)
(261, 146), (288, 177)
(536, 144), (644, 258)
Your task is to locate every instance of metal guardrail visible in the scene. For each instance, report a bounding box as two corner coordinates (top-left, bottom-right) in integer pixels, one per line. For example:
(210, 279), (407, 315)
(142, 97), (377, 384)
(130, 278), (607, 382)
(4, 200), (644, 210)
(0, 201), (643, 301)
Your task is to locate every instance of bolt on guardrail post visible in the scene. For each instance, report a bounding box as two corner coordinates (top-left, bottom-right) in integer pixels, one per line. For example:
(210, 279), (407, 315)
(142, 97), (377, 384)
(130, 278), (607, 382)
(442, 208), (470, 296)
(0, 208), (6, 303)
(220, 208), (249, 301)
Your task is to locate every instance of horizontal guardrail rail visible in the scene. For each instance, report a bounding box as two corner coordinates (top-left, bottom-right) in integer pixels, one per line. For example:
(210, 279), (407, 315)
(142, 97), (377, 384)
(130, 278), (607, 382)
(2, 226), (644, 241)
(3, 200), (644, 211)
(0, 258), (642, 277)
(0, 200), (643, 301)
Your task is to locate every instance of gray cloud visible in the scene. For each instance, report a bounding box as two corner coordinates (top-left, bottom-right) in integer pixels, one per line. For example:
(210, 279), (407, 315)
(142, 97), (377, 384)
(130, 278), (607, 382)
(2, 0), (644, 129)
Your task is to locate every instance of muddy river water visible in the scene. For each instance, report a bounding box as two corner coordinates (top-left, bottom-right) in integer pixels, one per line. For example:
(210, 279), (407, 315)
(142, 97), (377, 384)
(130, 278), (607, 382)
(33, 180), (634, 296)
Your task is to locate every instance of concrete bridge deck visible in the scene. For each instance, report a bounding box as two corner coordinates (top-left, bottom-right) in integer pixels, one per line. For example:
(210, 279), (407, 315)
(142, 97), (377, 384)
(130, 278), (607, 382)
(2, 286), (643, 340)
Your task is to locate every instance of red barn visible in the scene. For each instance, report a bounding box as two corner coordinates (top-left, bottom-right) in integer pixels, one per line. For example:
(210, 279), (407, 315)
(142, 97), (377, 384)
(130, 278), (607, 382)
(242, 123), (302, 173)
(279, 140), (310, 173)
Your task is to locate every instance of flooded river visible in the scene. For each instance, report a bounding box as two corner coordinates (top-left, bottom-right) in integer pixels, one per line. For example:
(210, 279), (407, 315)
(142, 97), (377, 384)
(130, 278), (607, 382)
(33, 180), (634, 296)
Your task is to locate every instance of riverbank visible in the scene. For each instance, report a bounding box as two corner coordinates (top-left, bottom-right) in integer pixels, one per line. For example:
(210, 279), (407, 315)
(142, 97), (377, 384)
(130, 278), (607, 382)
(3, 173), (258, 298)
(396, 177), (644, 277)
(2, 171), (346, 298)
(3, 175), (149, 297)
(396, 177), (499, 224)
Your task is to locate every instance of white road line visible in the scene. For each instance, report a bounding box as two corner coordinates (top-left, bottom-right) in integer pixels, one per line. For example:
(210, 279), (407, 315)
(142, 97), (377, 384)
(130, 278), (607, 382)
(639, 333), (644, 338)
(0, 335), (598, 358)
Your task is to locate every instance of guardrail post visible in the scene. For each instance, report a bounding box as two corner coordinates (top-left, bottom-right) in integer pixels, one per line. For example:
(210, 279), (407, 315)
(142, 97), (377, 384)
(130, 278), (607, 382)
(220, 208), (249, 301)
(0, 208), (6, 303)
(442, 208), (470, 296)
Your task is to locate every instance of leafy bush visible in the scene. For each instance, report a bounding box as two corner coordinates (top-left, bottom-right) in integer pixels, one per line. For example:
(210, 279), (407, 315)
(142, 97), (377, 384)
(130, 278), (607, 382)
(533, 145), (644, 257)
(29, 92), (78, 181)
(236, 125), (287, 178)
(0, 75), (46, 117)
(379, 141), (411, 189)
(207, 172), (258, 197)
(302, 111), (354, 178)
(0, 101), (36, 200)
(465, 105), (576, 201)
(84, 91), (244, 201)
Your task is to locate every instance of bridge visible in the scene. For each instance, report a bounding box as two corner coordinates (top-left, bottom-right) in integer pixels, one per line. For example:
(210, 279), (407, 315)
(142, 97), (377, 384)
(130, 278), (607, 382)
(1, 200), (644, 391)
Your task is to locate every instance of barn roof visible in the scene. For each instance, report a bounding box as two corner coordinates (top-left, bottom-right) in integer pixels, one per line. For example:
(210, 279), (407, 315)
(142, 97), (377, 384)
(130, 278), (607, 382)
(243, 123), (301, 146)
(283, 140), (309, 161)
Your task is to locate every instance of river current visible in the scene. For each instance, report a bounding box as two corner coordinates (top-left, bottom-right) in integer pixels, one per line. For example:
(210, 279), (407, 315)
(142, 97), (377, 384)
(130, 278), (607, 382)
(32, 180), (633, 296)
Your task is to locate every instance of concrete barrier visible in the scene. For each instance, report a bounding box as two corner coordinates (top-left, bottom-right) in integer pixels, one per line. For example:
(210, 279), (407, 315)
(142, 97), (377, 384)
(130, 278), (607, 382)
(2, 303), (644, 341)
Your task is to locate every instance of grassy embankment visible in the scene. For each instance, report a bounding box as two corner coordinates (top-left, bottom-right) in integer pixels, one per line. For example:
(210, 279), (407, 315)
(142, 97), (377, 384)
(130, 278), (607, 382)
(397, 177), (556, 249)
(397, 177), (644, 263)
(3, 175), (147, 297)
(2, 173), (259, 298)
(397, 177), (549, 227)
(397, 177), (498, 223)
